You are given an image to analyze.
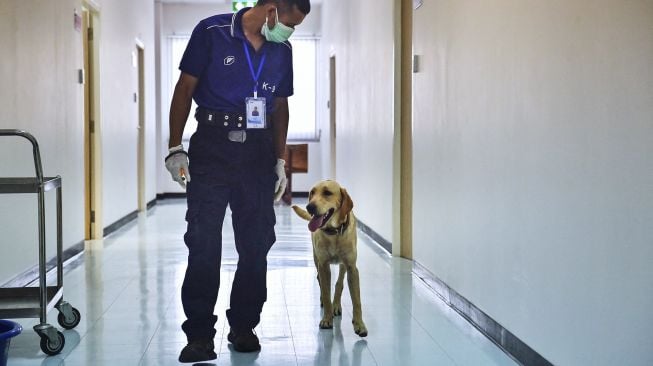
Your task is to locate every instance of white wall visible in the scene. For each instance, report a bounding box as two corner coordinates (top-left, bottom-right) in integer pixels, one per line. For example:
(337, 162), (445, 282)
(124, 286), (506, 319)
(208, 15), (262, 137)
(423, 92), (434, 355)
(157, 3), (324, 194)
(290, 3), (324, 193)
(319, 0), (395, 242)
(412, 1), (653, 365)
(0, 0), (84, 284)
(292, 3), (325, 192)
(0, 0), (157, 284)
(98, 0), (157, 227)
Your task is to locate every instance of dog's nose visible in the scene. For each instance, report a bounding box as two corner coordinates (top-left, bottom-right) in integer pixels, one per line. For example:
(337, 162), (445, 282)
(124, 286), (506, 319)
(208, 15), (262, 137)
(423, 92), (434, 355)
(306, 203), (317, 215)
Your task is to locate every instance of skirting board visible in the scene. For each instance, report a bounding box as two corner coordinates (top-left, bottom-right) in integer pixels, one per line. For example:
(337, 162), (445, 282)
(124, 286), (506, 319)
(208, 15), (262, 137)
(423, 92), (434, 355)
(411, 261), (553, 366)
(156, 193), (187, 200)
(147, 198), (157, 210)
(104, 198), (158, 237)
(2, 200), (158, 288)
(1, 241), (85, 288)
(356, 218), (392, 254)
(103, 210), (138, 237)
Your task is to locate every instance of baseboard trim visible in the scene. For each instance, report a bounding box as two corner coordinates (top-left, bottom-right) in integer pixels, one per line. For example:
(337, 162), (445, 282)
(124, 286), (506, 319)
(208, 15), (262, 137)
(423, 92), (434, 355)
(1, 241), (85, 288)
(156, 193), (187, 200)
(3, 201), (161, 288)
(412, 261), (553, 366)
(356, 218), (392, 254)
(103, 210), (138, 237)
(147, 199), (157, 210)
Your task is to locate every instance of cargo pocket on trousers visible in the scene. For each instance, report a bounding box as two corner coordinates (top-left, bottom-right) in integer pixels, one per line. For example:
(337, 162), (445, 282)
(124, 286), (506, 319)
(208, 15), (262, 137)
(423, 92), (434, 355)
(261, 175), (277, 251)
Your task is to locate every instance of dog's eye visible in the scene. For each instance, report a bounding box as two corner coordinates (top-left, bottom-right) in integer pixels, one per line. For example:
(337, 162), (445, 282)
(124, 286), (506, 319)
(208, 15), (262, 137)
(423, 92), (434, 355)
(323, 191), (333, 196)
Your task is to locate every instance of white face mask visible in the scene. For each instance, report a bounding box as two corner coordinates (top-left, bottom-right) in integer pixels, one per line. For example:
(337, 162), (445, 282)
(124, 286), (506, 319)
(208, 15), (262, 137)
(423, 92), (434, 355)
(261, 8), (294, 43)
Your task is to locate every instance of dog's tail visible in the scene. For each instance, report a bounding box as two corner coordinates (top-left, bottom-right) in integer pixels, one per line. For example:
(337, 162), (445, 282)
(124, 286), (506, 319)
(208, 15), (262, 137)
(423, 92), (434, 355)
(292, 205), (312, 221)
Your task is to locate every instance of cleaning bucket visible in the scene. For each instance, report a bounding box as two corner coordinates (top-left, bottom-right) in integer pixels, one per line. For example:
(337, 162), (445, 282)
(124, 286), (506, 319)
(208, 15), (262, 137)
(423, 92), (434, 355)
(0, 320), (22, 366)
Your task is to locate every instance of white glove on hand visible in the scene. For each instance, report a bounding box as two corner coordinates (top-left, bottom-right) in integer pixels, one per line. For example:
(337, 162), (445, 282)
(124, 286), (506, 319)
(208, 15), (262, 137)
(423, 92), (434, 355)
(165, 145), (191, 189)
(274, 158), (287, 202)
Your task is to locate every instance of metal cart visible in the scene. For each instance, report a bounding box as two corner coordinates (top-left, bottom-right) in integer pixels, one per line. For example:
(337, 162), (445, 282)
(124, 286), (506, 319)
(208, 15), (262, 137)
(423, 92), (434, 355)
(0, 130), (80, 356)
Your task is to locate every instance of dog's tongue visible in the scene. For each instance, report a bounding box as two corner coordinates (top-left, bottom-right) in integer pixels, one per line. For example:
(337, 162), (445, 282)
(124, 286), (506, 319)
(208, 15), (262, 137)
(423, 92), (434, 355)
(308, 214), (324, 232)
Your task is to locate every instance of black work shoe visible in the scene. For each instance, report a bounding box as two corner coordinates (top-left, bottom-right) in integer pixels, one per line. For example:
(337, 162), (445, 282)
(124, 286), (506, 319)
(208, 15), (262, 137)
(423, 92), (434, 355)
(178, 339), (217, 363)
(228, 328), (261, 353)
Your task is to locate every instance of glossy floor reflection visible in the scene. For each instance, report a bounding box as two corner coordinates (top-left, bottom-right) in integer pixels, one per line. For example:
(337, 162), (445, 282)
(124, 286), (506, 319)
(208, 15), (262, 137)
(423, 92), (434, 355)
(5, 199), (517, 366)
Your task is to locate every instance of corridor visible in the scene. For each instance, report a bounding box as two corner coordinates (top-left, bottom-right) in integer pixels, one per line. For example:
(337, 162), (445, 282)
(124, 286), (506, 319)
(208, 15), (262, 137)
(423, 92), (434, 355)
(2, 0), (652, 365)
(6, 200), (516, 366)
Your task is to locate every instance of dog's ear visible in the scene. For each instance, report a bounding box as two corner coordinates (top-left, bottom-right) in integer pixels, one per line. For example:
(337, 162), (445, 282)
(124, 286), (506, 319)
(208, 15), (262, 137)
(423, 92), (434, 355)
(339, 188), (354, 218)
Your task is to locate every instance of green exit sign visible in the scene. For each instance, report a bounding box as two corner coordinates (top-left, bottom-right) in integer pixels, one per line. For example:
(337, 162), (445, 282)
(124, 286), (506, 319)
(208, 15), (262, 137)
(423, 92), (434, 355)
(233, 1), (257, 12)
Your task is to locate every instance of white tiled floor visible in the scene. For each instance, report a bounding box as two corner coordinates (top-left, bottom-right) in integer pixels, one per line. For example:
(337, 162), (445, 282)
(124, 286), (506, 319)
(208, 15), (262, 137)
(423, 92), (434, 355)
(5, 199), (518, 366)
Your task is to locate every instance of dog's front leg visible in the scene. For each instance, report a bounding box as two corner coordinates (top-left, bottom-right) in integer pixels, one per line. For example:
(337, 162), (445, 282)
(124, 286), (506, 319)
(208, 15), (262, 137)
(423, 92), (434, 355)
(317, 262), (334, 329)
(314, 252), (324, 308)
(347, 265), (368, 337)
(333, 263), (346, 316)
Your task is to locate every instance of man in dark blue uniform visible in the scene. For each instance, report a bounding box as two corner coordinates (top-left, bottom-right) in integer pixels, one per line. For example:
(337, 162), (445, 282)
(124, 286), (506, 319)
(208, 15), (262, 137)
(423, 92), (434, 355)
(164, 0), (310, 362)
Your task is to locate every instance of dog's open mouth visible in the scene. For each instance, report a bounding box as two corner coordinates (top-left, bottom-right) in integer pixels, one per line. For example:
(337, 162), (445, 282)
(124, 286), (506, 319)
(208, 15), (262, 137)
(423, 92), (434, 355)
(308, 208), (335, 232)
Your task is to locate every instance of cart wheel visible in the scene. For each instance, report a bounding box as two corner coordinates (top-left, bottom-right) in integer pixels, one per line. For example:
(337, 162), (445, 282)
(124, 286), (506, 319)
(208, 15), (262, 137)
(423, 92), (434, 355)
(40, 330), (65, 356)
(58, 307), (81, 329)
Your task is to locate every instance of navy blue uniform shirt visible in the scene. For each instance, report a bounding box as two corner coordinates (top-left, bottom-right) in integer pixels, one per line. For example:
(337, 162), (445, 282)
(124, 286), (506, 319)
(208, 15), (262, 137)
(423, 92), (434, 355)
(180, 7), (294, 114)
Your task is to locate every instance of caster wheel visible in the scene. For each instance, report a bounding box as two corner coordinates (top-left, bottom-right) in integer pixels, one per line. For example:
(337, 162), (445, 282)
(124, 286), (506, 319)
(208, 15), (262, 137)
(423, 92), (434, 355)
(58, 307), (81, 330)
(40, 330), (65, 356)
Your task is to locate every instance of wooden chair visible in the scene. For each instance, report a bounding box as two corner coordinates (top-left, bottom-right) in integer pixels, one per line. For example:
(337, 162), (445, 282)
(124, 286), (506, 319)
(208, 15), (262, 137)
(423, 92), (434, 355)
(282, 144), (308, 205)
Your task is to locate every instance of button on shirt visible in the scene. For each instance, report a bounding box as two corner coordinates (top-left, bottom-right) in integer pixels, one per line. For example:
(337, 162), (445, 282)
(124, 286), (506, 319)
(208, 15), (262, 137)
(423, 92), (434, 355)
(180, 7), (294, 114)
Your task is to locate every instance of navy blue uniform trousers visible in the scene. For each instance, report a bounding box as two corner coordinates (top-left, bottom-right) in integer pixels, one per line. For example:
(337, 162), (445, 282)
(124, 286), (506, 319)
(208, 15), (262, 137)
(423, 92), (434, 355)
(181, 122), (277, 341)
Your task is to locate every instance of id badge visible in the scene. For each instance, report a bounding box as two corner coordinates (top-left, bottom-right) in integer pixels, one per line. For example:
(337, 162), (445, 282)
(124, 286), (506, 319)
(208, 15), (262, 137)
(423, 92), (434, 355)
(246, 97), (267, 129)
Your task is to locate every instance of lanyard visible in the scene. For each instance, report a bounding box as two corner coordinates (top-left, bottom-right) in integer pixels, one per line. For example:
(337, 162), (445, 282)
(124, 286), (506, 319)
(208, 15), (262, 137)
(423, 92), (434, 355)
(242, 41), (266, 98)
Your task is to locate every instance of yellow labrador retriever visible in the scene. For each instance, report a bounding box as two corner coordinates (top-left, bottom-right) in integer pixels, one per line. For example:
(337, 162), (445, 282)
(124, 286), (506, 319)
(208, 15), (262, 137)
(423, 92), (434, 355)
(292, 180), (368, 337)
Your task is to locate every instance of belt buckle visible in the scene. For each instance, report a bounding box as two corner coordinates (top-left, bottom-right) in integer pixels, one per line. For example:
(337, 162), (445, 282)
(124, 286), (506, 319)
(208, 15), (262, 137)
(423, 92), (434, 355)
(228, 130), (246, 143)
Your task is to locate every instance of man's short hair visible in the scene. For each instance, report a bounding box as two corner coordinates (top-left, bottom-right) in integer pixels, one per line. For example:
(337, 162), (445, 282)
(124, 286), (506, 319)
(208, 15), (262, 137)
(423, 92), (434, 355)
(256, 0), (311, 15)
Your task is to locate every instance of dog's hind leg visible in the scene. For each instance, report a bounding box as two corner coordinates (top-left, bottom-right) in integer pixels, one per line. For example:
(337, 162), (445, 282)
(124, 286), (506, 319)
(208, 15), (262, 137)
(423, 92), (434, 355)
(333, 263), (346, 316)
(347, 265), (368, 337)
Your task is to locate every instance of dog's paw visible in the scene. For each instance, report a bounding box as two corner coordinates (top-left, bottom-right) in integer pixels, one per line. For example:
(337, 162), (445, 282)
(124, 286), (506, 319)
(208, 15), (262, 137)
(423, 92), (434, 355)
(319, 317), (334, 329)
(333, 303), (342, 316)
(353, 319), (368, 337)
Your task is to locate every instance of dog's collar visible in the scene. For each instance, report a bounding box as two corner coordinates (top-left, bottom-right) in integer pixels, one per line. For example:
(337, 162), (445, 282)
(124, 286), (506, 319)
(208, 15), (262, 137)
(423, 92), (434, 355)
(321, 215), (349, 236)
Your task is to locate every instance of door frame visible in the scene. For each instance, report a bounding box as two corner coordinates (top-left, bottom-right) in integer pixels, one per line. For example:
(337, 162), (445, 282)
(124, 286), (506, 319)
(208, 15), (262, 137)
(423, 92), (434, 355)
(392, 0), (413, 258)
(329, 55), (337, 179)
(82, 4), (103, 240)
(135, 39), (146, 212)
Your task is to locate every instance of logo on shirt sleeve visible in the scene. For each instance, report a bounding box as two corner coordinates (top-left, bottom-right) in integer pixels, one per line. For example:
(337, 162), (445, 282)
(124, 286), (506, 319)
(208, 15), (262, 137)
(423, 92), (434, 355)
(224, 56), (236, 66)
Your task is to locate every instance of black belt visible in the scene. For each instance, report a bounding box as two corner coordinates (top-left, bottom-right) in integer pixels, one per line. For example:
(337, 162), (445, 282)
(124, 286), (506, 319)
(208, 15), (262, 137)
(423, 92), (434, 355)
(195, 107), (271, 129)
(195, 107), (271, 143)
